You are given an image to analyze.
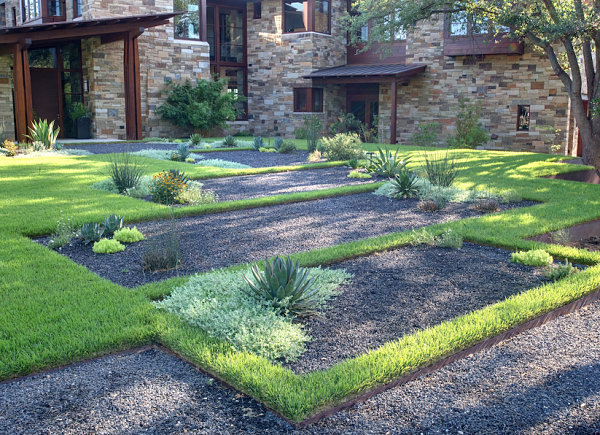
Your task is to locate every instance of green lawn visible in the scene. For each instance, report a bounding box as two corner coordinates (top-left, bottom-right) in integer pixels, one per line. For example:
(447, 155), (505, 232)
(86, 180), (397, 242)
(1, 145), (600, 423)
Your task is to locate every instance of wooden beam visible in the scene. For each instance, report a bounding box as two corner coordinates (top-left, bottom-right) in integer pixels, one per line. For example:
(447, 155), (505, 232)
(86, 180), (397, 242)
(124, 32), (142, 140)
(390, 81), (397, 145)
(200, 0), (207, 42)
(12, 44), (29, 143)
(22, 45), (33, 133)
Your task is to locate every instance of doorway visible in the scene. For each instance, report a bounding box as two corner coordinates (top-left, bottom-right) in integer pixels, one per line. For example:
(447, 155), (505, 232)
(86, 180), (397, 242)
(346, 84), (379, 136)
(28, 41), (84, 138)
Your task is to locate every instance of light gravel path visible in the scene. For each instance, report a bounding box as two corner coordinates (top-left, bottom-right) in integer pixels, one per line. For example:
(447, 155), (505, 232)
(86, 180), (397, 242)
(1, 301), (599, 434)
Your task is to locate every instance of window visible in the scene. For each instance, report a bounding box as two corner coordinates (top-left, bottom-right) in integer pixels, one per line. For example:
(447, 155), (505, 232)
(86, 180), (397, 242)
(73, 0), (82, 18)
(21, 0), (64, 22)
(283, 0), (331, 34)
(517, 105), (530, 131)
(448, 12), (505, 37)
(253, 1), (261, 19)
(0, 2), (6, 27)
(294, 88), (323, 112)
(174, 0), (200, 39)
(384, 12), (406, 41)
(22, 0), (41, 22)
(449, 11), (468, 36)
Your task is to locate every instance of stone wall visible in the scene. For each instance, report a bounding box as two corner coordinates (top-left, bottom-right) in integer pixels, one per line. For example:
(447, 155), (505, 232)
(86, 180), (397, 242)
(381, 16), (571, 152)
(0, 55), (15, 140)
(242, 0), (347, 138)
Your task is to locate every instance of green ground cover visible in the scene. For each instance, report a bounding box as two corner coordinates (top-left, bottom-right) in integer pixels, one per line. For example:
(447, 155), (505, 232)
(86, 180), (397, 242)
(1, 144), (600, 423)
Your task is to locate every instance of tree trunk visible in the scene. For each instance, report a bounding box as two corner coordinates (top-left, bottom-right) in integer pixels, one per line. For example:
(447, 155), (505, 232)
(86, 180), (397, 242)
(580, 127), (600, 173)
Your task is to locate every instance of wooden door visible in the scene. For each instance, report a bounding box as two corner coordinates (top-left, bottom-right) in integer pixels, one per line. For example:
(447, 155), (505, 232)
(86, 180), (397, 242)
(30, 68), (61, 130)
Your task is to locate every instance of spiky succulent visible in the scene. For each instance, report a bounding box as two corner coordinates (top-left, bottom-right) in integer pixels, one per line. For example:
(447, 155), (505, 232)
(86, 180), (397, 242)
(273, 137), (284, 150)
(81, 222), (104, 245)
(103, 214), (124, 236)
(243, 256), (321, 317)
(224, 134), (237, 147)
(390, 169), (419, 198)
(252, 136), (264, 151)
(369, 147), (409, 178)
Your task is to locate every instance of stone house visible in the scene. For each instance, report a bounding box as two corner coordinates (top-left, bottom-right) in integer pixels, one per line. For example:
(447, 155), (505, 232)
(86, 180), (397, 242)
(0, 0), (583, 154)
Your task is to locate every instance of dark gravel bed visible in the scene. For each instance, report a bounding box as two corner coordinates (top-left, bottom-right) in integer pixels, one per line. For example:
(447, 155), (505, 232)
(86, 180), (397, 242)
(2, 302), (599, 434)
(69, 142), (312, 168)
(200, 167), (373, 202)
(287, 243), (549, 374)
(196, 150), (311, 168)
(39, 194), (508, 288)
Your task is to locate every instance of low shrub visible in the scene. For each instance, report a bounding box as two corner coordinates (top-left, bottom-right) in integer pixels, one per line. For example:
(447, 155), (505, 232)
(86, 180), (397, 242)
(437, 229), (464, 249)
(189, 133), (203, 147)
(150, 170), (189, 205)
(92, 238), (125, 254)
(447, 96), (490, 149)
(348, 170), (372, 179)
(418, 199), (445, 212)
(277, 141), (297, 154)
(474, 198), (500, 213)
(223, 134), (237, 147)
(551, 228), (571, 245)
(390, 169), (419, 198)
(180, 181), (218, 205)
(423, 152), (459, 187)
(114, 227), (145, 243)
(132, 149), (202, 162)
(253, 136), (264, 151)
(499, 189), (523, 204)
(81, 222), (104, 245)
(2, 140), (18, 157)
(320, 133), (364, 161)
(511, 249), (553, 267)
(196, 159), (252, 169)
(544, 261), (578, 281)
(156, 266), (350, 362)
(48, 213), (77, 249)
(185, 157), (196, 163)
(410, 122), (439, 147)
(103, 214), (124, 236)
(171, 143), (191, 162)
(307, 150), (322, 162)
(295, 127), (307, 140)
(107, 152), (145, 194)
(369, 147), (408, 178)
(259, 147), (277, 153)
(244, 256), (322, 317)
(409, 229), (437, 246)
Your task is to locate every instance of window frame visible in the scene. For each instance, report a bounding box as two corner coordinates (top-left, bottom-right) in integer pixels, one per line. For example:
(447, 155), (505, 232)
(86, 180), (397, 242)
(282, 0), (331, 35)
(445, 11), (509, 39)
(293, 87), (323, 113)
(253, 1), (261, 19)
(517, 105), (530, 132)
(73, 0), (81, 18)
(21, 0), (66, 24)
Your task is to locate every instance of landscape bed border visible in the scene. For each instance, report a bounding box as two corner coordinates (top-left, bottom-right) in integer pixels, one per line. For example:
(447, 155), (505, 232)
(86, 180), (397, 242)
(3, 145), (600, 426)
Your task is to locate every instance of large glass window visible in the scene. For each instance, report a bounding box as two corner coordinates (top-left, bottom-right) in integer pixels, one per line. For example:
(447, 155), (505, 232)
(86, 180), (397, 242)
(174, 0), (200, 39)
(449, 11), (468, 36)
(283, 0), (330, 34)
(219, 8), (244, 63)
(448, 12), (502, 37)
(294, 88), (323, 112)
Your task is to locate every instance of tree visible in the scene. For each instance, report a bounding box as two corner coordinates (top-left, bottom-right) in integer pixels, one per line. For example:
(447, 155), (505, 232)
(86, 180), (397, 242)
(347, 0), (600, 171)
(157, 78), (244, 136)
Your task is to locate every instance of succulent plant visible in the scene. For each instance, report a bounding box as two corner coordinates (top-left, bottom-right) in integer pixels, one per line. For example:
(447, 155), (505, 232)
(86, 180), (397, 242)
(369, 147), (409, 178)
(390, 169), (419, 198)
(224, 134), (237, 147)
(103, 214), (124, 236)
(81, 222), (104, 245)
(252, 136), (264, 151)
(273, 137), (284, 150)
(243, 256), (321, 317)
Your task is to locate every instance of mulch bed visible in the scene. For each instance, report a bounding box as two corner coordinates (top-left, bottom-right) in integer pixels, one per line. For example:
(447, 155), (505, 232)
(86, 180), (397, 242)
(529, 219), (600, 252)
(287, 243), (549, 374)
(37, 193), (531, 288)
(199, 167), (374, 202)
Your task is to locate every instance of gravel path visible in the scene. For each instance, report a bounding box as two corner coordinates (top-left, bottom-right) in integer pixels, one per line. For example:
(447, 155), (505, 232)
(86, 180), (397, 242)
(200, 167), (373, 202)
(69, 142), (311, 168)
(43, 194), (491, 287)
(2, 301), (599, 434)
(288, 243), (548, 373)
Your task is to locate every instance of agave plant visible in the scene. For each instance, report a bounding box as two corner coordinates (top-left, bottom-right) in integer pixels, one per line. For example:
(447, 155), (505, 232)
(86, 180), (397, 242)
(223, 134), (237, 147)
(252, 136), (264, 151)
(103, 214), (124, 236)
(369, 147), (409, 178)
(273, 137), (284, 150)
(390, 168), (419, 198)
(26, 119), (60, 150)
(189, 133), (203, 147)
(243, 256), (321, 317)
(172, 143), (191, 161)
(81, 222), (104, 245)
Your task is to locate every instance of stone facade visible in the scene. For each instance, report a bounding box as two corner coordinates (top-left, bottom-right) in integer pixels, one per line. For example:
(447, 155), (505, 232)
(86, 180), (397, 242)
(378, 16), (570, 153)
(0, 55), (14, 140)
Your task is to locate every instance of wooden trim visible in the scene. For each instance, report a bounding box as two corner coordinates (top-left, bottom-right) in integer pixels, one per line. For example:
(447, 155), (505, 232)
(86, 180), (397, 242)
(124, 31), (143, 140)
(13, 44), (27, 142)
(390, 81), (397, 144)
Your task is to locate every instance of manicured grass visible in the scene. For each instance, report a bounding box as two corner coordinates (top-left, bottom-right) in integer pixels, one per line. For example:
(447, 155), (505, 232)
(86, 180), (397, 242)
(1, 145), (600, 423)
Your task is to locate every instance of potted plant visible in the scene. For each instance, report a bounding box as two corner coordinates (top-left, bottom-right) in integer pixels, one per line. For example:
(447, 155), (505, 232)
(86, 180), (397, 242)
(69, 102), (92, 139)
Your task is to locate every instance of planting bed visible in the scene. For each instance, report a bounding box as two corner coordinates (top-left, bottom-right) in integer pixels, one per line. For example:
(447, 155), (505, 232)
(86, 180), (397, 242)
(199, 167), (374, 202)
(530, 219), (600, 252)
(67, 142), (181, 154)
(191, 150), (311, 168)
(288, 243), (548, 373)
(37, 193), (522, 287)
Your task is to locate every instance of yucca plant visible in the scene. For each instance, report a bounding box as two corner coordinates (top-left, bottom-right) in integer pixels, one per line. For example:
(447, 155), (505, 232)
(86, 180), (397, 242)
(243, 256), (321, 317)
(223, 134), (237, 147)
(390, 169), (419, 198)
(252, 136), (264, 151)
(26, 119), (60, 150)
(369, 147), (408, 178)
(423, 152), (459, 187)
(189, 133), (203, 147)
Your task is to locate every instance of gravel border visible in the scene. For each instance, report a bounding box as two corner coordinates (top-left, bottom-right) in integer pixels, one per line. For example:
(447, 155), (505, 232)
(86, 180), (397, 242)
(1, 301), (598, 434)
(68, 142), (312, 168)
(287, 243), (549, 374)
(199, 167), (374, 202)
(40, 194), (501, 288)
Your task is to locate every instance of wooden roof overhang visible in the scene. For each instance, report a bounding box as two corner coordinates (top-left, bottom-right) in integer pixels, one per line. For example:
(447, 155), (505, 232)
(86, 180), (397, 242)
(0, 13), (178, 143)
(304, 63), (427, 84)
